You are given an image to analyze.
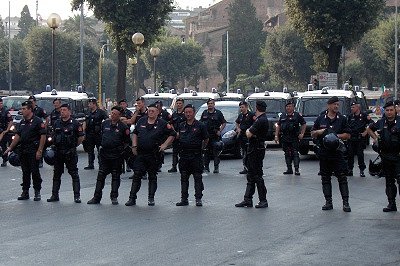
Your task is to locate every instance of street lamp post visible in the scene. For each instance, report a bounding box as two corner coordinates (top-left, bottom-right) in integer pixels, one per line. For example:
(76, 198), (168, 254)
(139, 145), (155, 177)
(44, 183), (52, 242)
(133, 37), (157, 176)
(132, 32), (145, 97)
(128, 57), (138, 98)
(150, 47), (160, 93)
(47, 13), (61, 90)
(98, 43), (109, 107)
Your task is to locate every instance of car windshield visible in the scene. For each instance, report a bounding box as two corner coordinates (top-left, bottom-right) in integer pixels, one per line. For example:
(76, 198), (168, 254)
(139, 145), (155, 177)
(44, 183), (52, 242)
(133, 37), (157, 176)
(298, 97), (345, 116)
(144, 97), (173, 107)
(183, 99), (211, 111)
(248, 99), (284, 114)
(36, 98), (71, 114)
(2, 97), (28, 111)
(195, 105), (239, 123)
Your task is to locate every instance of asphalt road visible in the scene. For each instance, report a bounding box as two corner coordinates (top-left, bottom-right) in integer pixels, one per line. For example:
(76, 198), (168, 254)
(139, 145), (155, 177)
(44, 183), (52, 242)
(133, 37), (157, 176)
(0, 146), (399, 265)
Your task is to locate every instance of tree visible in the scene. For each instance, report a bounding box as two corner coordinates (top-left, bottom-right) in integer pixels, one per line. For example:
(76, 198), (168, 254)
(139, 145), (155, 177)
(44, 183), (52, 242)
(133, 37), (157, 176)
(262, 25), (314, 89)
(63, 15), (98, 39)
(72, 0), (174, 101)
(16, 5), (36, 39)
(0, 16), (5, 39)
(218, 0), (266, 84)
(0, 38), (28, 90)
(286, 0), (385, 73)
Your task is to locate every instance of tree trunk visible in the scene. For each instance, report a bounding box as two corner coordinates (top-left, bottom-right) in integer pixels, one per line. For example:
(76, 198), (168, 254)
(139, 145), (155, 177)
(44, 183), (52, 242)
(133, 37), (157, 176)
(326, 44), (342, 73)
(116, 47), (127, 101)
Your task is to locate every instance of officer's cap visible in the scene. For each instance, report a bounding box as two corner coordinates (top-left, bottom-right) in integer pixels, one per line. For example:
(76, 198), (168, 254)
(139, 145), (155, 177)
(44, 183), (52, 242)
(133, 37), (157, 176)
(118, 99), (127, 104)
(350, 101), (359, 106)
(52, 97), (61, 103)
(148, 103), (157, 108)
(111, 106), (123, 113)
(136, 96), (145, 102)
(394, 99), (400, 106)
(285, 100), (294, 106)
(154, 100), (163, 106)
(256, 101), (267, 112)
(383, 101), (395, 109)
(22, 100), (31, 107)
(327, 96), (339, 104)
(176, 98), (184, 103)
(206, 98), (215, 104)
(88, 98), (97, 103)
(28, 95), (36, 101)
(239, 101), (248, 106)
(184, 104), (195, 111)
(60, 103), (71, 110)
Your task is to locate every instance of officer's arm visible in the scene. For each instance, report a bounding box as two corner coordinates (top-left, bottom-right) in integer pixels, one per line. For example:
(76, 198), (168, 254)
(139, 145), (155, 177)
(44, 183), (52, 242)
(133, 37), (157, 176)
(4, 134), (20, 154)
(219, 122), (226, 133)
(235, 122), (240, 134)
(299, 124), (306, 138)
(274, 124), (280, 142)
(337, 132), (350, 140)
(82, 121), (87, 132)
(246, 128), (254, 139)
(6, 119), (13, 132)
(366, 127), (378, 143)
(44, 116), (50, 127)
(160, 135), (175, 152)
(36, 134), (46, 160)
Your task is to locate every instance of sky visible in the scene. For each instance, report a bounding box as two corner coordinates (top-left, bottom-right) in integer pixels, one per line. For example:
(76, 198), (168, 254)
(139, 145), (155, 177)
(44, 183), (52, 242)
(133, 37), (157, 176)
(0, 0), (217, 21)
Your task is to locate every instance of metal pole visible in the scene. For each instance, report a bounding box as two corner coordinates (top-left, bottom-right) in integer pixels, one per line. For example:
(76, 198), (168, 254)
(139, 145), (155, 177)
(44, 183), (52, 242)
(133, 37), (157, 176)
(153, 57), (157, 93)
(136, 48), (140, 98)
(80, 3), (84, 85)
(8, 0), (12, 94)
(98, 47), (103, 106)
(395, 0), (398, 100)
(226, 30), (229, 93)
(51, 28), (55, 90)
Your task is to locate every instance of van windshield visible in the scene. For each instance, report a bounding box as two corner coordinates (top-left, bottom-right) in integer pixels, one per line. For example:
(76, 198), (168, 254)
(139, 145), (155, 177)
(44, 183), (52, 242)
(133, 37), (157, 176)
(36, 98), (70, 114)
(248, 99), (285, 114)
(2, 97), (28, 111)
(143, 97), (173, 107)
(298, 97), (345, 116)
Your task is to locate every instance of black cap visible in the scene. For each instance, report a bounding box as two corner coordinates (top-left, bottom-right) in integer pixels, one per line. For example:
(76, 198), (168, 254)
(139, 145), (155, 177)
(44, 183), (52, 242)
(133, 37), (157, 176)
(111, 106), (123, 113)
(394, 99), (400, 106)
(350, 101), (359, 106)
(206, 98), (215, 104)
(118, 99), (127, 104)
(28, 95), (36, 101)
(285, 100), (294, 106)
(256, 101), (267, 112)
(88, 98), (97, 103)
(154, 100), (163, 106)
(22, 100), (31, 106)
(327, 96), (339, 104)
(239, 101), (247, 106)
(52, 98), (61, 103)
(176, 98), (184, 103)
(148, 103), (157, 108)
(136, 96), (145, 101)
(383, 101), (395, 109)
(60, 103), (71, 110)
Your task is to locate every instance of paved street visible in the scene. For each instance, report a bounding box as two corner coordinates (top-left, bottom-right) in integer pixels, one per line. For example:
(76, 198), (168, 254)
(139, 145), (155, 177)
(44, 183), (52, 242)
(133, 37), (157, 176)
(1, 146), (400, 265)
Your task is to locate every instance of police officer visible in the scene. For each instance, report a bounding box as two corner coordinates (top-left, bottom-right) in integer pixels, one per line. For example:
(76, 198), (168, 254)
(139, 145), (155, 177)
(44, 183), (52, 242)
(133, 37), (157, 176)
(29, 95), (48, 168)
(175, 104), (209, 206)
(49, 98), (62, 128)
(87, 106), (131, 205)
(4, 101), (46, 201)
(311, 96), (351, 212)
(235, 101), (255, 174)
(155, 100), (172, 122)
(200, 98), (226, 173)
(118, 99), (134, 172)
(47, 104), (84, 203)
(125, 103), (176, 207)
(0, 98), (13, 167)
(346, 101), (372, 177)
(274, 101), (306, 175)
(131, 96), (148, 125)
(235, 101), (269, 208)
(83, 98), (108, 170)
(168, 98), (186, 173)
(367, 101), (400, 212)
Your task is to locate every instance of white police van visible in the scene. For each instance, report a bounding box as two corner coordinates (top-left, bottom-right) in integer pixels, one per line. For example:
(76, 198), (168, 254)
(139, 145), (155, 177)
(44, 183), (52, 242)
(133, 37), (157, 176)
(170, 88), (221, 111)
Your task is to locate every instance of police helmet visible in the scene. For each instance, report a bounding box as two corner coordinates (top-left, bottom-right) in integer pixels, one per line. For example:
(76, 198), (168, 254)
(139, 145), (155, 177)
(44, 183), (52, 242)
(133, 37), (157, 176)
(369, 156), (383, 177)
(372, 142), (380, 153)
(44, 147), (56, 166)
(8, 151), (20, 167)
(323, 133), (340, 151)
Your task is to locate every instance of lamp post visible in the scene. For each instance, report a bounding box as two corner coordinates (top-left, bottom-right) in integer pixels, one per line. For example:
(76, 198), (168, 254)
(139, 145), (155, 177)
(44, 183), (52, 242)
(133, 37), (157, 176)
(128, 57), (138, 98)
(132, 32), (145, 97)
(47, 13), (61, 90)
(395, 0), (398, 100)
(98, 43), (109, 107)
(150, 47), (160, 93)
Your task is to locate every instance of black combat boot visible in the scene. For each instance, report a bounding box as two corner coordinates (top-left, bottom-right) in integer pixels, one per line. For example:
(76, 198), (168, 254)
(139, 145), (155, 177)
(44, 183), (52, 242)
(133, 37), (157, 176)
(111, 198), (118, 205)
(176, 199), (189, 206)
(87, 197), (100, 204)
(195, 199), (203, 207)
(125, 198), (136, 206)
(213, 157), (220, 174)
(235, 200), (253, 207)
(383, 201), (397, 212)
(236, 183), (255, 207)
(72, 179), (81, 203)
(294, 156), (300, 176)
(168, 154), (178, 172)
(1, 160), (7, 167)
(47, 179), (61, 202)
(283, 155), (293, 174)
(338, 178), (350, 212)
(255, 200), (268, 208)
(322, 198), (333, 210)
(17, 190), (29, 200)
(148, 181), (157, 206)
(47, 194), (59, 202)
(342, 199), (351, 212)
(84, 154), (95, 170)
(33, 190), (41, 201)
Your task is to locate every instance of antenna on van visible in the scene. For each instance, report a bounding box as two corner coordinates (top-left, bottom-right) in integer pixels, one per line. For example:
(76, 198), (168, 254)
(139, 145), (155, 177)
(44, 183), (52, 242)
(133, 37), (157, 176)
(307, 84), (313, 91)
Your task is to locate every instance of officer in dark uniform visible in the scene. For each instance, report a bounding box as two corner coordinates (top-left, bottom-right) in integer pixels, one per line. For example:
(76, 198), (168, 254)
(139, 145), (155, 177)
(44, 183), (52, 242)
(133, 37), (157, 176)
(29, 95), (48, 168)
(200, 98), (226, 173)
(4, 101), (46, 201)
(118, 99), (134, 172)
(274, 101), (306, 175)
(367, 101), (400, 212)
(131, 96), (148, 125)
(83, 98), (108, 170)
(235, 101), (255, 174)
(47, 104), (85, 203)
(168, 98), (186, 173)
(49, 98), (62, 128)
(87, 106), (131, 205)
(346, 101), (372, 177)
(235, 101), (269, 208)
(175, 104), (209, 206)
(311, 96), (351, 212)
(155, 100), (172, 122)
(0, 98), (13, 167)
(125, 103), (176, 207)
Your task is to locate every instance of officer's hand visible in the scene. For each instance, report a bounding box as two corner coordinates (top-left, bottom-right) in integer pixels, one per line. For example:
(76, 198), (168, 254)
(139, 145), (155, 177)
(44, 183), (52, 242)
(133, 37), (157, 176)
(159, 144), (168, 152)
(216, 130), (221, 136)
(274, 136), (279, 143)
(132, 146), (137, 156)
(361, 131), (367, 137)
(3, 147), (10, 156)
(36, 150), (42, 160)
(298, 133), (304, 140)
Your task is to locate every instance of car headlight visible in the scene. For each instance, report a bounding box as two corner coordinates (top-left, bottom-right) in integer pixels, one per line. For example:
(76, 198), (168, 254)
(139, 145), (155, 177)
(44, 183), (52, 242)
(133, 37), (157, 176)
(222, 130), (236, 139)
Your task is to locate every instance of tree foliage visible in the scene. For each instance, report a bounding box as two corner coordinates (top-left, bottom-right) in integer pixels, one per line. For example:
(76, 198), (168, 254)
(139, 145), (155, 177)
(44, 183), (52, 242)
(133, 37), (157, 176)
(262, 25), (313, 89)
(16, 5), (36, 39)
(63, 15), (98, 39)
(0, 16), (5, 39)
(72, 0), (174, 100)
(218, 0), (266, 84)
(286, 0), (385, 73)
(0, 38), (28, 90)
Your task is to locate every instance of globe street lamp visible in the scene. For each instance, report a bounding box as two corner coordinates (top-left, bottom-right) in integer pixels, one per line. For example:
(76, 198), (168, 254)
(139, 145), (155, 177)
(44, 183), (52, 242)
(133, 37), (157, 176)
(128, 57), (138, 98)
(47, 13), (61, 90)
(150, 47), (160, 93)
(132, 32), (145, 97)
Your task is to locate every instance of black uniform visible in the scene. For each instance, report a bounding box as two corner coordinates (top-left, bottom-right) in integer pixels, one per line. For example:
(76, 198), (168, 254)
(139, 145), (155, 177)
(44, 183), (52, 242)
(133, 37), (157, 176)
(237, 113), (269, 207)
(200, 109), (226, 172)
(159, 108), (172, 122)
(49, 108), (61, 128)
(176, 119), (209, 204)
(236, 111), (256, 172)
(133, 108), (148, 125)
(0, 106), (12, 165)
(312, 111), (351, 210)
(346, 111), (372, 176)
(127, 117), (176, 205)
(90, 120), (130, 203)
(369, 116), (400, 211)
(84, 108), (108, 168)
(49, 118), (84, 201)
(169, 110), (186, 172)
(33, 106), (48, 120)
(277, 111), (306, 174)
(16, 116), (46, 194)
(121, 108), (133, 125)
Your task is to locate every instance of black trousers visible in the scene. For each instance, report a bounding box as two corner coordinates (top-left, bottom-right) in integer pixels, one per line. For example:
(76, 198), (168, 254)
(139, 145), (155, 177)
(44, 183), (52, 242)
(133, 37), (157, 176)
(319, 155), (349, 200)
(129, 153), (160, 199)
(382, 157), (400, 201)
(20, 152), (42, 191)
(282, 140), (300, 169)
(347, 140), (366, 171)
(85, 133), (102, 166)
(238, 134), (248, 169)
(243, 146), (267, 201)
(179, 152), (204, 200)
(93, 154), (123, 200)
(53, 152), (80, 197)
(203, 138), (221, 169)
(0, 134), (9, 162)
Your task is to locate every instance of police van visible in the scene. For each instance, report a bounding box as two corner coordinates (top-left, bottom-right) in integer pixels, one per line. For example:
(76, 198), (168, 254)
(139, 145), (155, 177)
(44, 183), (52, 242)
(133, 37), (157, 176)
(170, 89), (221, 111)
(295, 87), (369, 155)
(219, 90), (245, 101)
(140, 90), (177, 114)
(245, 89), (294, 141)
